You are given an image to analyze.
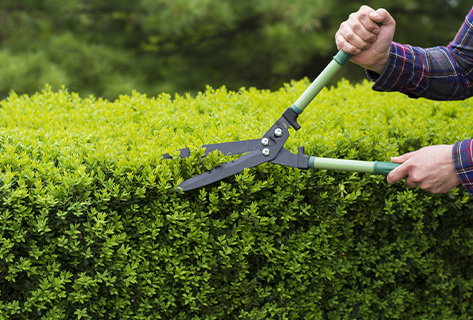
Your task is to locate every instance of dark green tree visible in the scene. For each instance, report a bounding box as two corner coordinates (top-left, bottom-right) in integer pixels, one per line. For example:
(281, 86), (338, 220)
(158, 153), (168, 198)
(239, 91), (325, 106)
(0, 0), (470, 99)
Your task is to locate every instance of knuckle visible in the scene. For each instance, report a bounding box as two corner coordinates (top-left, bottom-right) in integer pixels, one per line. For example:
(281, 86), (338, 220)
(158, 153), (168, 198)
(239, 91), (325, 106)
(360, 5), (373, 11)
(351, 22), (362, 32)
(335, 33), (347, 46)
(410, 174), (422, 183)
(345, 32), (356, 42)
(335, 38), (343, 49)
(377, 8), (388, 16)
(367, 25), (379, 34)
(339, 21), (349, 31)
(357, 11), (368, 21)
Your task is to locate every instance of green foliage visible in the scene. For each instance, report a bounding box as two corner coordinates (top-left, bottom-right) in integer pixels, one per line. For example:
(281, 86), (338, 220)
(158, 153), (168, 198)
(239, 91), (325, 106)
(0, 0), (471, 99)
(0, 50), (68, 96)
(0, 81), (473, 319)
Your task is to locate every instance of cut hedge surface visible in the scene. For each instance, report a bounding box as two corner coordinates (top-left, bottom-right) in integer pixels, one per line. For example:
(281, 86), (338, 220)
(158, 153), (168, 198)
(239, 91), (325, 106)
(1, 81), (473, 319)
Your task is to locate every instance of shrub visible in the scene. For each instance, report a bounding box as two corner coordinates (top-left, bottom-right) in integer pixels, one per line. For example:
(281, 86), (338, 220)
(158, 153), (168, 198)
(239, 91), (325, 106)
(0, 81), (473, 319)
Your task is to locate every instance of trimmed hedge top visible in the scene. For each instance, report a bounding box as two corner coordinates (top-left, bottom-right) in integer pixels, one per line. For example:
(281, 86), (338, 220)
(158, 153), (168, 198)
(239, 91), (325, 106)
(1, 81), (473, 319)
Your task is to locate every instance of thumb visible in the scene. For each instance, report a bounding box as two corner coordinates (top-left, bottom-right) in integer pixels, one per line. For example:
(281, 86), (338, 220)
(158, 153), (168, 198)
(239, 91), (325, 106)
(387, 161), (409, 185)
(369, 8), (395, 27)
(387, 151), (415, 184)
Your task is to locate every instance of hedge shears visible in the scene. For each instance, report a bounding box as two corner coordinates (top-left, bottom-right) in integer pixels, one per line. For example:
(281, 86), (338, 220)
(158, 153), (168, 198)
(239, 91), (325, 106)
(163, 50), (400, 191)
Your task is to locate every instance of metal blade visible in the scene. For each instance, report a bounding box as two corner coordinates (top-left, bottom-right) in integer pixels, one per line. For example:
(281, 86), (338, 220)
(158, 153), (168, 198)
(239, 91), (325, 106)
(177, 150), (267, 191)
(172, 109), (301, 191)
(201, 139), (261, 156)
(162, 139), (261, 159)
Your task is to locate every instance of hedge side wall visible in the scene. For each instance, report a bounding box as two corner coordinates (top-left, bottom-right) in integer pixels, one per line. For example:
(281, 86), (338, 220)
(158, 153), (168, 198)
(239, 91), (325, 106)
(1, 81), (473, 319)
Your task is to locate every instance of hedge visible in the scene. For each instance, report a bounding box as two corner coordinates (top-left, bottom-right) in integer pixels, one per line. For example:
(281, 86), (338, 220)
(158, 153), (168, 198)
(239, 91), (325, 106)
(1, 81), (473, 319)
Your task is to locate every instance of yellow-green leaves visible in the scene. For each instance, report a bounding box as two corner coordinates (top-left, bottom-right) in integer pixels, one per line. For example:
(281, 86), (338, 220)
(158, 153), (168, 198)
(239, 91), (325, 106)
(1, 82), (472, 319)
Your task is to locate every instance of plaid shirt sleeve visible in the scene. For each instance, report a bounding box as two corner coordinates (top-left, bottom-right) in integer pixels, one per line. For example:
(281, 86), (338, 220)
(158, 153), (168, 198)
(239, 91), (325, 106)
(367, 7), (473, 194)
(453, 140), (473, 194)
(367, 7), (473, 100)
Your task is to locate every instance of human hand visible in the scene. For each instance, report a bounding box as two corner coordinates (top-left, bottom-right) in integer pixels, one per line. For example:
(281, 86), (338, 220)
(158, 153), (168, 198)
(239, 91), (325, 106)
(335, 5), (396, 74)
(387, 145), (461, 194)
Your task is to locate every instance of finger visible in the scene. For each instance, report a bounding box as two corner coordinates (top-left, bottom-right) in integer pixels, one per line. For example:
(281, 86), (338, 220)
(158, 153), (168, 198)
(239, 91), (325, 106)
(371, 8), (396, 27)
(404, 176), (419, 189)
(357, 5), (377, 23)
(347, 18), (378, 44)
(338, 21), (373, 52)
(391, 151), (415, 164)
(353, 6), (381, 38)
(387, 163), (410, 184)
(335, 30), (362, 54)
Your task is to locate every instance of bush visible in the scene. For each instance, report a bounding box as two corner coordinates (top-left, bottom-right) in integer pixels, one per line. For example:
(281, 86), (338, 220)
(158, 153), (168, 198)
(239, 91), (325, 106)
(0, 81), (473, 319)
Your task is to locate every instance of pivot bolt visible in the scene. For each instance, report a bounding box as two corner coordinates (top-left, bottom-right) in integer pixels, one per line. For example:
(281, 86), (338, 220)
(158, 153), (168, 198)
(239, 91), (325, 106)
(262, 148), (270, 156)
(274, 128), (283, 137)
(261, 137), (269, 146)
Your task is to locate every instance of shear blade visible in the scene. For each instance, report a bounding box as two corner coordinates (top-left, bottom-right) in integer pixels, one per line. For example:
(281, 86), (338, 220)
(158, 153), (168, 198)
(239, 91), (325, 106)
(163, 139), (261, 159)
(177, 150), (267, 191)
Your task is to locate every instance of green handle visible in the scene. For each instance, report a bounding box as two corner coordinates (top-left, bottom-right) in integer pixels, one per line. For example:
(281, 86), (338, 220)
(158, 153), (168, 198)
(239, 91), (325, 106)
(291, 50), (353, 114)
(291, 23), (381, 114)
(373, 161), (401, 176)
(333, 50), (353, 66)
(308, 157), (400, 176)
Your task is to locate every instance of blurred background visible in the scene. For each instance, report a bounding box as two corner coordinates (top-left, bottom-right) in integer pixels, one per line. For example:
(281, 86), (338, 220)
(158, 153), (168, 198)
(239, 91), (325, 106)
(0, 0), (470, 100)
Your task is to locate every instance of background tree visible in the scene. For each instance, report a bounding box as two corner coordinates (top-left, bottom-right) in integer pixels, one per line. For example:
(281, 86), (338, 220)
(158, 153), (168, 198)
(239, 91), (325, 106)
(0, 0), (470, 99)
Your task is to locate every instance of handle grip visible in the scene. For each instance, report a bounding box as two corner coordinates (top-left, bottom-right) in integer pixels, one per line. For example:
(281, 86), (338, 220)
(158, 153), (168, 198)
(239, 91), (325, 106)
(291, 50), (351, 114)
(308, 157), (400, 176)
(291, 22), (382, 114)
(333, 50), (353, 66)
(373, 161), (401, 176)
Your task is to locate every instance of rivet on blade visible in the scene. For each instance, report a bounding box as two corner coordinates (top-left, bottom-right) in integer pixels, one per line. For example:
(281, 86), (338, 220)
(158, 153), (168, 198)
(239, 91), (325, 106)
(262, 148), (270, 156)
(261, 137), (269, 146)
(274, 128), (283, 137)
